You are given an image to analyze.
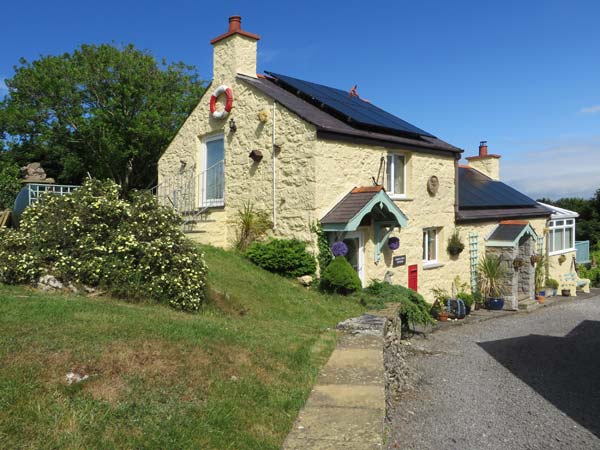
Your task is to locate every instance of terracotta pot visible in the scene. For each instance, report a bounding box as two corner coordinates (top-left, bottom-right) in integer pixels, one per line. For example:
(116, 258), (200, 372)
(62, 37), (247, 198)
(438, 312), (449, 322)
(536, 295), (545, 304)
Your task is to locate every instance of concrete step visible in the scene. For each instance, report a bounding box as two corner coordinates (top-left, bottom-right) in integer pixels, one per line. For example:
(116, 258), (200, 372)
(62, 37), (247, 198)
(518, 299), (541, 311)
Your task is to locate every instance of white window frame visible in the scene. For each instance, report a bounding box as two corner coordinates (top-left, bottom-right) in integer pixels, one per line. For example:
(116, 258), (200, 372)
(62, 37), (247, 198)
(548, 219), (575, 255)
(386, 153), (406, 199)
(201, 133), (225, 208)
(422, 227), (439, 265)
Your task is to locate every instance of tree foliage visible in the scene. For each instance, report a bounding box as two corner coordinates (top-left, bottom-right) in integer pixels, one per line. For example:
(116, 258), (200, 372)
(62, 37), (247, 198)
(0, 154), (21, 210)
(0, 44), (206, 192)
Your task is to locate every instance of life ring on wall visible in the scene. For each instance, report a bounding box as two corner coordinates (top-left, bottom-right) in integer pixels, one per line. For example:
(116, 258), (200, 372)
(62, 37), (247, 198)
(209, 85), (233, 119)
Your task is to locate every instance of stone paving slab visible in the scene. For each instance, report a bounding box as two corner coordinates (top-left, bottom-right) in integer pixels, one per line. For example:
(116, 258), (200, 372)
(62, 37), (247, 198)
(317, 348), (383, 385)
(282, 314), (387, 450)
(305, 384), (384, 409)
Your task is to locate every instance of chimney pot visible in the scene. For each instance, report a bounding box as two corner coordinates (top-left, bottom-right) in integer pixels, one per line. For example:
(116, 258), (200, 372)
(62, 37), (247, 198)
(479, 140), (488, 157)
(228, 16), (242, 32)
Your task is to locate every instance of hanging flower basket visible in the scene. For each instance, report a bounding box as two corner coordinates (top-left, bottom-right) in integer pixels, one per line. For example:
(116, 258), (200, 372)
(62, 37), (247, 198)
(513, 257), (525, 270)
(447, 229), (465, 256)
(530, 254), (541, 265)
(331, 241), (348, 257)
(388, 237), (400, 251)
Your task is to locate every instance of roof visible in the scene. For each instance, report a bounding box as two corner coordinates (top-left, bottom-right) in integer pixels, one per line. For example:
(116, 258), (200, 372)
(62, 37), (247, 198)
(486, 222), (538, 247)
(237, 74), (462, 156)
(537, 202), (579, 220)
(457, 167), (551, 223)
(321, 186), (407, 231)
(266, 72), (435, 138)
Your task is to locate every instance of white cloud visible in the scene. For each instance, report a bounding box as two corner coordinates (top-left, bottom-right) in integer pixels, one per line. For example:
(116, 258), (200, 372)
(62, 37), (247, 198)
(502, 136), (600, 200)
(579, 105), (600, 115)
(0, 78), (7, 92)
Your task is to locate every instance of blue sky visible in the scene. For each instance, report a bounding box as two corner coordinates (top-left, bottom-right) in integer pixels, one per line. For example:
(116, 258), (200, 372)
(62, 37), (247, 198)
(1, 0), (599, 199)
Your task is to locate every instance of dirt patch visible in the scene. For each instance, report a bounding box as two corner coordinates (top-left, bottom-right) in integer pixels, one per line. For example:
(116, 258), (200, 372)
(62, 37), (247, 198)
(208, 288), (249, 316)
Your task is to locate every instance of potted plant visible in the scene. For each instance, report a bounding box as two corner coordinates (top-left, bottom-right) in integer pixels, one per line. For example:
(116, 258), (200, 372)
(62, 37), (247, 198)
(534, 254), (549, 304)
(545, 278), (559, 297)
(431, 287), (450, 321)
(478, 254), (508, 310)
(447, 229), (465, 256)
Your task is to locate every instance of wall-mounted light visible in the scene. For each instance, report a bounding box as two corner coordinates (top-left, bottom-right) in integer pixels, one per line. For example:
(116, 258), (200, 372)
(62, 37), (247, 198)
(229, 118), (237, 133)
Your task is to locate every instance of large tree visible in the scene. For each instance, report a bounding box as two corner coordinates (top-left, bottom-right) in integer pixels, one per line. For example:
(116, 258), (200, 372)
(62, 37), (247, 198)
(0, 44), (205, 192)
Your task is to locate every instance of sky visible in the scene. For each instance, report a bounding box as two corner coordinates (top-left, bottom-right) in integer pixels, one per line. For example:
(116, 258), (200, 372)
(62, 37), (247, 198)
(1, 0), (599, 200)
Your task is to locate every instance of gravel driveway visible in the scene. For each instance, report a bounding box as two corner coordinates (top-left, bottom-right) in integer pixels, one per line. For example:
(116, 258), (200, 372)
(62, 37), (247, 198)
(387, 295), (600, 450)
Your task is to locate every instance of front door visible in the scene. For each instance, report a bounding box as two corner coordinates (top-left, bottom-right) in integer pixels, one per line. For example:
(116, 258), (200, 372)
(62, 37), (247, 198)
(342, 231), (365, 287)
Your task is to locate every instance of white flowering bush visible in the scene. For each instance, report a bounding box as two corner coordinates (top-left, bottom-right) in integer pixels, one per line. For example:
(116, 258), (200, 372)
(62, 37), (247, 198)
(0, 179), (207, 311)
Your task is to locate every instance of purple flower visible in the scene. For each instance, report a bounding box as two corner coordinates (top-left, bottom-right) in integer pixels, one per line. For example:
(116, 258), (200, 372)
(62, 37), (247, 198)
(331, 241), (348, 257)
(388, 237), (400, 251)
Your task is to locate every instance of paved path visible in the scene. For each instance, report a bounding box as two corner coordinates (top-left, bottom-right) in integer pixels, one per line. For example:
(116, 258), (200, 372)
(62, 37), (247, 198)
(282, 314), (389, 449)
(387, 293), (600, 450)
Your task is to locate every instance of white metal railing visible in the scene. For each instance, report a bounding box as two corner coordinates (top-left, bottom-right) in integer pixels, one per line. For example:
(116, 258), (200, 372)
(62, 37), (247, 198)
(27, 183), (79, 206)
(155, 160), (224, 214)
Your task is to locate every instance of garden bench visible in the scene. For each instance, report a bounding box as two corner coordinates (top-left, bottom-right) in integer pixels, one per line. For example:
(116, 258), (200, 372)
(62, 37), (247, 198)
(559, 272), (591, 296)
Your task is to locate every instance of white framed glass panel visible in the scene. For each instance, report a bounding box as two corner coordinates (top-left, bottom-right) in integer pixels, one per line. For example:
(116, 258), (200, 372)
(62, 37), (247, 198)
(423, 228), (438, 262)
(553, 228), (564, 252)
(565, 226), (574, 250)
(386, 154), (405, 196)
(204, 136), (225, 206)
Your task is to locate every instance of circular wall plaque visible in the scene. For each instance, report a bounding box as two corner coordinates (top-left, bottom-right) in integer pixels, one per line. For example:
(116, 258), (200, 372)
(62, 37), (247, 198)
(427, 176), (439, 195)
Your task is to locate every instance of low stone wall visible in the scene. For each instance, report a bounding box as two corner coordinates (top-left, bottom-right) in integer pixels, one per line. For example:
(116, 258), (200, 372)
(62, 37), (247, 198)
(383, 310), (415, 421)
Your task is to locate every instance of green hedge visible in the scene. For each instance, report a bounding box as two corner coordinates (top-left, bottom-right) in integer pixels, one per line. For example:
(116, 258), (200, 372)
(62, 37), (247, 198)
(246, 238), (316, 277)
(320, 256), (362, 295)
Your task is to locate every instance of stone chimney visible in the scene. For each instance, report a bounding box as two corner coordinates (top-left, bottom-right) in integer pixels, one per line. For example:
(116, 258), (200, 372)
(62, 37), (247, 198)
(210, 16), (260, 83)
(466, 141), (501, 180)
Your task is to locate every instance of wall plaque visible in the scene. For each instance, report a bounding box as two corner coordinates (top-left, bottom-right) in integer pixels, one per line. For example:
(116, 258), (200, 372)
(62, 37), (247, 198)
(427, 176), (439, 195)
(393, 255), (406, 267)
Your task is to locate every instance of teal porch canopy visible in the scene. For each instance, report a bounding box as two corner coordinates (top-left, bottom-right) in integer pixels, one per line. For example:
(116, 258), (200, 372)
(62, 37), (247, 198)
(321, 186), (408, 263)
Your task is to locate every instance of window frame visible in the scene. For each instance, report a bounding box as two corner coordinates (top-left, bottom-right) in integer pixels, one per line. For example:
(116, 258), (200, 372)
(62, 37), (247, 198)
(422, 227), (439, 264)
(548, 218), (575, 255)
(201, 133), (225, 208)
(386, 153), (406, 199)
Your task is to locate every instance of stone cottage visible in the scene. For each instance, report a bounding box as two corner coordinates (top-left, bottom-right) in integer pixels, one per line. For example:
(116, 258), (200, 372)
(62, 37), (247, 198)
(158, 16), (588, 303)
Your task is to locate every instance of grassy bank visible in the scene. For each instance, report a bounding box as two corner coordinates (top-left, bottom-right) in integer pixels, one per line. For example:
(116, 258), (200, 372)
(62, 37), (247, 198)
(0, 246), (364, 449)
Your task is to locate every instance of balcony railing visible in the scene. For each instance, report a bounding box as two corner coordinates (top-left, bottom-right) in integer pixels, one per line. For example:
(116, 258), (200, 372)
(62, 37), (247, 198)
(576, 240), (590, 264)
(155, 160), (225, 215)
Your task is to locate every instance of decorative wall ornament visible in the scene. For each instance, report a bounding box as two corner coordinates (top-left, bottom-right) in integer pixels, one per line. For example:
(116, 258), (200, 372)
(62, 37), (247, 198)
(427, 176), (439, 195)
(258, 110), (269, 123)
(388, 237), (400, 251)
(209, 85), (233, 119)
(249, 149), (263, 163)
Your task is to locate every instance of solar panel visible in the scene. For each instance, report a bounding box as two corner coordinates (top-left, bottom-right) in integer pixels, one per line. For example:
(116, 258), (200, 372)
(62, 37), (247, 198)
(459, 167), (537, 208)
(265, 72), (435, 138)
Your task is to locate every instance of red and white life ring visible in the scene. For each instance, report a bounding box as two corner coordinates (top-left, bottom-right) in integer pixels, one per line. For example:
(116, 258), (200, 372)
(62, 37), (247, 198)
(209, 85), (233, 119)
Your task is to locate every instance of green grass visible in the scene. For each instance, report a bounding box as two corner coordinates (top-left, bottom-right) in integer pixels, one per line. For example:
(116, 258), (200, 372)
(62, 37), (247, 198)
(0, 246), (365, 450)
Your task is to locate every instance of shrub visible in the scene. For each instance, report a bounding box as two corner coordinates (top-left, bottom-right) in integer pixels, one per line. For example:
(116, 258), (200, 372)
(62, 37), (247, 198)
(320, 256), (362, 295)
(447, 229), (465, 256)
(545, 278), (559, 289)
(579, 265), (600, 287)
(357, 280), (434, 332)
(246, 238), (316, 277)
(0, 179), (208, 311)
(232, 201), (272, 252)
(310, 222), (332, 273)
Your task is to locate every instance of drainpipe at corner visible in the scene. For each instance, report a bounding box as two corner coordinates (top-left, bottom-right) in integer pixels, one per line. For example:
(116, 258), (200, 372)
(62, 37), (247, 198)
(272, 100), (277, 230)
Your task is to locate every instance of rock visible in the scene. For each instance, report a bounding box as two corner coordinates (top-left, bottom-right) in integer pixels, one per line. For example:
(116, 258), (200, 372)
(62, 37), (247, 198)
(65, 371), (89, 385)
(20, 162), (55, 183)
(37, 274), (63, 291)
(83, 285), (96, 294)
(336, 314), (387, 334)
(296, 275), (313, 286)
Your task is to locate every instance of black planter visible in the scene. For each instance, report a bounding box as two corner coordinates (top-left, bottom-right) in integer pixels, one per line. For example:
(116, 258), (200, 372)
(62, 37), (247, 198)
(486, 297), (504, 310)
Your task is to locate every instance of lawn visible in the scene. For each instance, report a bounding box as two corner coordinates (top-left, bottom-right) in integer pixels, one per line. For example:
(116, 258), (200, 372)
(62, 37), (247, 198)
(0, 246), (365, 450)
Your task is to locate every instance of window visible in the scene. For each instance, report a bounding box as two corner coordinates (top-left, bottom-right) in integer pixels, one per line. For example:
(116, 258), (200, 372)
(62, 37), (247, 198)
(549, 219), (575, 254)
(423, 228), (438, 263)
(386, 154), (405, 197)
(203, 135), (225, 207)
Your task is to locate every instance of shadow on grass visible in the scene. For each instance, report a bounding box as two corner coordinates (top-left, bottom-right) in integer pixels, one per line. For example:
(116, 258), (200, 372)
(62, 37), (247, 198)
(478, 320), (600, 438)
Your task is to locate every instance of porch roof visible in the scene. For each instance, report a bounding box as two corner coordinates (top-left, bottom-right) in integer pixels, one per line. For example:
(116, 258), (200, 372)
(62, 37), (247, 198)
(321, 186), (408, 232)
(486, 221), (538, 247)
